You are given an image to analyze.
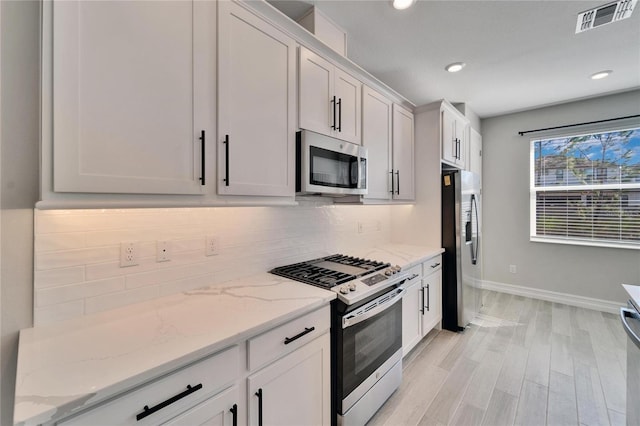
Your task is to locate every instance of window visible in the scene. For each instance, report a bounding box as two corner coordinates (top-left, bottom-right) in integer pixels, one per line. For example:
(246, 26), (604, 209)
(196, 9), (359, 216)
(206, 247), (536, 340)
(530, 126), (640, 249)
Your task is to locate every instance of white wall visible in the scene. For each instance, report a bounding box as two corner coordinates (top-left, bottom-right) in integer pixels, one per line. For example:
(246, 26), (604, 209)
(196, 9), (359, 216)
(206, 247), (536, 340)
(482, 89), (640, 305)
(0, 1), (40, 424)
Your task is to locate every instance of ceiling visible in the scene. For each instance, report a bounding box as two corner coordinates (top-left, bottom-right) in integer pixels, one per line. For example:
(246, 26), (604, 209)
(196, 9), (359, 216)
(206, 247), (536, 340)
(267, 0), (640, 118)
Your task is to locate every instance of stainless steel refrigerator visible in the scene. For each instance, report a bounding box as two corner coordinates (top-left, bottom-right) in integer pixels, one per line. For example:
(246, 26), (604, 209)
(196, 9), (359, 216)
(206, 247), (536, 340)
(441, 169), (481, 331)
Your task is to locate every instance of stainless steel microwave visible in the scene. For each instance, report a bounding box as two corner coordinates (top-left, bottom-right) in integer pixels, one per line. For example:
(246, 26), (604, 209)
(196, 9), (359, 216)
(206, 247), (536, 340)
(296, 130), (368, 196)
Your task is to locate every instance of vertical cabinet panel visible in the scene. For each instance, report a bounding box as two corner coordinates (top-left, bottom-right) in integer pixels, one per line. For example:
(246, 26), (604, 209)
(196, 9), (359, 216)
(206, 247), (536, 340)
(52, 1), (210, 194)
(362, 86), (393, 200)
(248, 334), (330, 426)
(402, 277), (422, 357)
(218, 2), (296, 197)
(422, 265), (442, 334)
(392, 104), (415, 201)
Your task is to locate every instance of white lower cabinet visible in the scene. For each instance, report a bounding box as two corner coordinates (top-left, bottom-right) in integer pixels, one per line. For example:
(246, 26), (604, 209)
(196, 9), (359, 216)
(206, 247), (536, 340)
(401, 270), (422, 357)
(163, 386), (239, 426)
(421, 256), (442, 334)
(248, 333), (330, 426)
(401, 255), (443, 358)
(54, 307), (330, 426)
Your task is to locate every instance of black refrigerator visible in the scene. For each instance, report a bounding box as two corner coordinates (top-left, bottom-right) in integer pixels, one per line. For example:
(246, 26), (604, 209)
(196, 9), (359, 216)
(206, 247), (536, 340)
(441, 169), (481, 331)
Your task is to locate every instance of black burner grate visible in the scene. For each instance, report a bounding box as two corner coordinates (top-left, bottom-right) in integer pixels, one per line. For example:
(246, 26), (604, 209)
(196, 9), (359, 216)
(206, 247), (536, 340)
(270, 254), (390, 289)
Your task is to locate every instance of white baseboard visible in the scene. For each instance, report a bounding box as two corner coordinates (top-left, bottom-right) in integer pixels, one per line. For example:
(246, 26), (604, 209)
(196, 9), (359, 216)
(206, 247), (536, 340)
(479, 280), (624, 314)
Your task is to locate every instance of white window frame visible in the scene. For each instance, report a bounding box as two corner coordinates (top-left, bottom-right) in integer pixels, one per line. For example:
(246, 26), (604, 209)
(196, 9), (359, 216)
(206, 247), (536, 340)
(529, 125), (640, 250)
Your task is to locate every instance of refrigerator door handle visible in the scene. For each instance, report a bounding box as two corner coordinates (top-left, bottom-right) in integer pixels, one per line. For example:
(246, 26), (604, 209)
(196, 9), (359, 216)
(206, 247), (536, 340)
(471, 194), (479, 265)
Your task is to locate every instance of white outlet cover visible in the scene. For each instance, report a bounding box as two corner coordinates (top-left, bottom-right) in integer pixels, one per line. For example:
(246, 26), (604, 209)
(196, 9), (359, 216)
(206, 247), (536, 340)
(120, 242), (138, 267)
(156, 240), (171, 262)
(205, 236), (218, 256)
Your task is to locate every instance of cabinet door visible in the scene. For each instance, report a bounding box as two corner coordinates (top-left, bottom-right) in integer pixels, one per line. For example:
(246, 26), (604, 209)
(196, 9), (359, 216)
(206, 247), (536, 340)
(402, 277), (422, 357)
(441, 107), (458, 165)
(333, 68), (362, 144)
(52, 1), (211, 195)
(362, 86), (392, 200)
(218, 1), (296, 197)
(422, 268), (442, 334)
(299, 47), (334, 137)
(454, 119), (468, 169)
(248, 333), (330, 426)
(162, 386), (239, 426)
(392, 104), (415, 200)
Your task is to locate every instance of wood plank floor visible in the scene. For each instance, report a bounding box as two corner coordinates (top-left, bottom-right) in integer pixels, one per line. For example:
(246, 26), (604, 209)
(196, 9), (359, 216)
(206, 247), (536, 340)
(368, 290), (627, 426)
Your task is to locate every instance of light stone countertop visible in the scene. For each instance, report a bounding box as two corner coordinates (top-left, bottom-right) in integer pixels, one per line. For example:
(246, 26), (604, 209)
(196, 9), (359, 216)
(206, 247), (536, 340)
(13, 243), (442, 426)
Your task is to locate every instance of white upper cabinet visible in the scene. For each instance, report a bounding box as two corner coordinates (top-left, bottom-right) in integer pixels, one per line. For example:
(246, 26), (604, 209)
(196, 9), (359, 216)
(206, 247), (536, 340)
(362, 87), (414, 202)
(299, 47), (362, 145)
(217, 1), (296, 197)
(392, 104), (415, 201)
(51, 1), (213, 195)
(362, 86), (393, 200)
(441, 103), (469, 169)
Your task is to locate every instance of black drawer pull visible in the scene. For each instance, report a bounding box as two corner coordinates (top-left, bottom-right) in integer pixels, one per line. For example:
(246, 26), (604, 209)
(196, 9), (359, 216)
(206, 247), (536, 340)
(255, 388), (263, 426)
(431, 263), (441, 268)
(223, 134), (230, 186)
(136, 383), (202, 421)
(284, 326), (315, 345)
(230, 403), (238, 426)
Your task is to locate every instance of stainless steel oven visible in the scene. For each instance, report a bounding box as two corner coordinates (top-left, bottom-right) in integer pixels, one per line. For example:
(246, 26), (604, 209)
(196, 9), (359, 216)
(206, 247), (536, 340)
(333, 286), (405, 426)
(270, 254), (408, 426)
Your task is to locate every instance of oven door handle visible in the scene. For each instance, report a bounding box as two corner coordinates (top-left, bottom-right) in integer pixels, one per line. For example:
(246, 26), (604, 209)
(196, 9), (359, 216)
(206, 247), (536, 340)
(342, 287), (406, 329)
(621, 307), (640, 349)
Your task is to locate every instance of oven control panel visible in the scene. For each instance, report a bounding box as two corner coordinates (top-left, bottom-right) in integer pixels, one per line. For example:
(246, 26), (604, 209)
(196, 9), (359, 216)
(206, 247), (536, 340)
(334, 266), (404, 303)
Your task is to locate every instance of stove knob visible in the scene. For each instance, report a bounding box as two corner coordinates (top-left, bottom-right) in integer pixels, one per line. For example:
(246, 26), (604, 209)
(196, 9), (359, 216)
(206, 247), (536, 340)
(349, 283), (356, 292)
(340, 286), (349, 295)
(385, 270), (392, 276)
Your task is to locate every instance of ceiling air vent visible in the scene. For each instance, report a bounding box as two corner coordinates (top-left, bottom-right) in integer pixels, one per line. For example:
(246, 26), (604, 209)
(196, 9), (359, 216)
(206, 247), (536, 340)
(576, 0), (637, 33)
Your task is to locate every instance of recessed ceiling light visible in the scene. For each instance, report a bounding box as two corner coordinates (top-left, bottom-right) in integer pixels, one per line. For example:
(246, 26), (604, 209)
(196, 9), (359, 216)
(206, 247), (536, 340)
(590, 70), (612, 80)
(445, 62), (466, 73)
(392, 0), (415, 10)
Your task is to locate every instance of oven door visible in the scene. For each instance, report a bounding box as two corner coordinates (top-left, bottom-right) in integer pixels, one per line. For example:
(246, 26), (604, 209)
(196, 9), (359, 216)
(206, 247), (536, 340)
(336, 287), (404, 413)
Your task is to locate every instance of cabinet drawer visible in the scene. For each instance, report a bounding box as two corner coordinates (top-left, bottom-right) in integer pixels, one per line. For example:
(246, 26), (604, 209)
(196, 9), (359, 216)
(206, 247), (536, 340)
(405, 264), (422, 279)
(247, 305), (330, 371)
(424, 255), (442, 273)
(59, 345), (239, 426)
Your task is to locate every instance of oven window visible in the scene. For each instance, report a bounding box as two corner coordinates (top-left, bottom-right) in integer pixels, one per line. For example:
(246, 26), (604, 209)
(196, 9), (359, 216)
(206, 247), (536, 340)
(310, 146), (359, 188)
(339, 298), (402, 400)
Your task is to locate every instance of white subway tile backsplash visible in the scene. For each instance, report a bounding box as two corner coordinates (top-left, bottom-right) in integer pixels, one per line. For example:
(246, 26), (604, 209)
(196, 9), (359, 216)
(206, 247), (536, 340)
(33, 205), (393, 325)
(36, 277), (125, 307)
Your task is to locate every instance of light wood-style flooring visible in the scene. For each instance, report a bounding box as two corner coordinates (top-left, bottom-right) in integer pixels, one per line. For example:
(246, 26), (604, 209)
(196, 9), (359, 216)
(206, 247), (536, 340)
(368, 290), (627, 426)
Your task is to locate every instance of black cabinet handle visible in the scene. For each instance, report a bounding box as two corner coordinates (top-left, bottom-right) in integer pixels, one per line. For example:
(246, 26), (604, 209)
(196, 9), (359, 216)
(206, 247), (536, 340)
(230, 403), (238, 426)
(331, 96), (337, 130)
(337, 98), (342, 132)
(284, 326), (315, 345)
(389, 170), (395, 194)
(395, 170), (400, 195)
(426, 284), (430, 311)
(420, 288), (425, 315)
(136, 383), (202, 421)
(255, 388), (263, 426)
(223, 134), (230, 186)
(199, 130), (206, 186)
(430, 263), (441, 269)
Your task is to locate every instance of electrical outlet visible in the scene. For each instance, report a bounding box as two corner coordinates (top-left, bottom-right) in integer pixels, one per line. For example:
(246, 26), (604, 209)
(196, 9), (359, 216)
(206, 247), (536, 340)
(358, 222), (364, 233)
(509, 264), (517, 274)
(205, 236), (218, 256)
(156, 240), (171, 262)
(120, 242), (138, 267)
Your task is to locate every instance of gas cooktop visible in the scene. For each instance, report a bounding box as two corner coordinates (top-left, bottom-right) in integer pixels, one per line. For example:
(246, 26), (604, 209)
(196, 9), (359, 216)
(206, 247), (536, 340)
(270, 254), (409, 305)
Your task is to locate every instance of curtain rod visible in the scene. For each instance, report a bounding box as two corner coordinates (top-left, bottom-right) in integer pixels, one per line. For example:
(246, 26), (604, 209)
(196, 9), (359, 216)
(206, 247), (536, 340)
(518, 114), (640, 136)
